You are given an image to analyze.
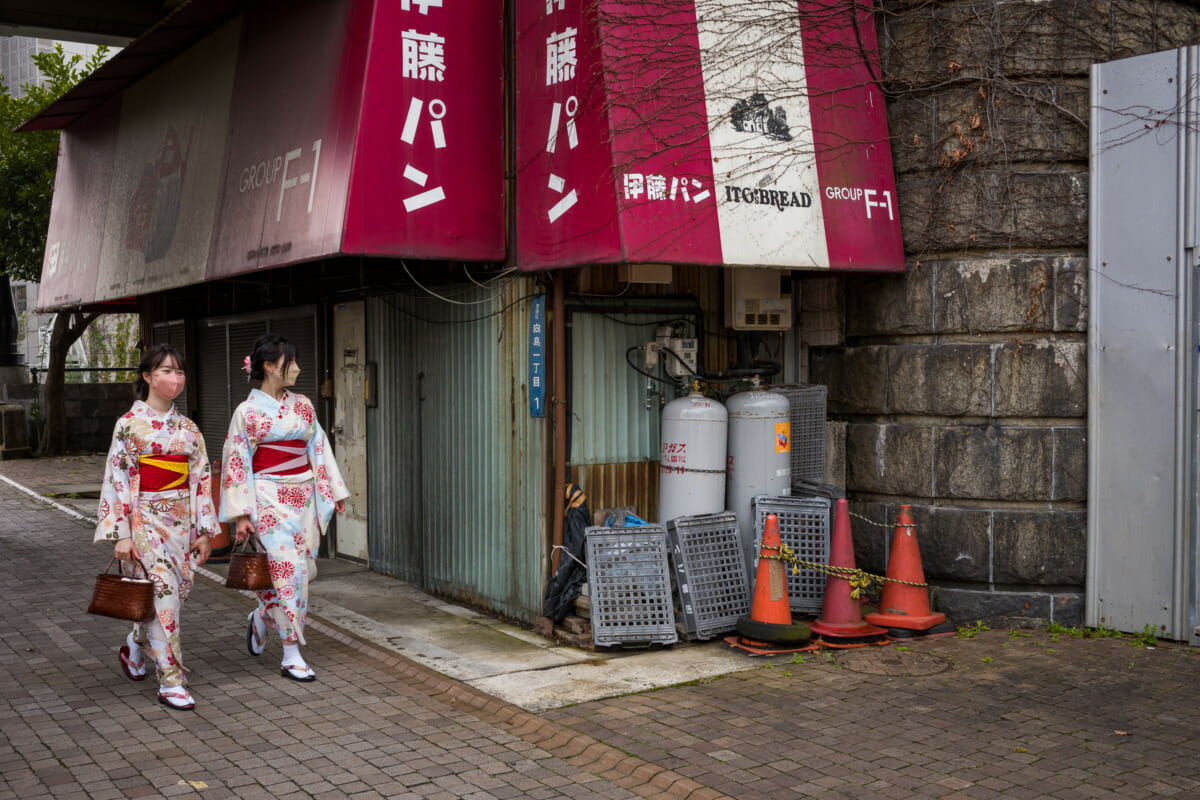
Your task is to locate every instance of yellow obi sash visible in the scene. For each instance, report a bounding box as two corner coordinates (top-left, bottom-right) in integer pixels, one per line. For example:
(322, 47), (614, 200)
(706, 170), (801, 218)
(139, 454), (189, 491)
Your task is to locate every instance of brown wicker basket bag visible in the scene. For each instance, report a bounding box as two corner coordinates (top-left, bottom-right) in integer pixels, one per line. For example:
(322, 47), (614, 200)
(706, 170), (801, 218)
(226, 538), (273, 591)
(87, 557), (155, 621)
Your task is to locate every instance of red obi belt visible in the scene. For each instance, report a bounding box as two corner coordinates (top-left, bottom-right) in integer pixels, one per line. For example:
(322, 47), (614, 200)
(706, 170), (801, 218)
(252, 440), (309, 477)
(139, 455), (188, 491)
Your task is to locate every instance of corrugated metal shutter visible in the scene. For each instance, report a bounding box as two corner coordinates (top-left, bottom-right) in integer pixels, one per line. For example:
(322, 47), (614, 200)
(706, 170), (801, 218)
(268, 315), (319, 401)
(366, 279), (546, 620)
(195, 322), (234, 453)
(194, 309), (317, 463)
(364, 297), (421, 582)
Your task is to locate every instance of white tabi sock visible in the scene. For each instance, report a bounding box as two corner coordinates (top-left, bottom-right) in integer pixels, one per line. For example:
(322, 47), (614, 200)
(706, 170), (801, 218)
(282, 643), (302, 666)
(126, 632), (143, 664)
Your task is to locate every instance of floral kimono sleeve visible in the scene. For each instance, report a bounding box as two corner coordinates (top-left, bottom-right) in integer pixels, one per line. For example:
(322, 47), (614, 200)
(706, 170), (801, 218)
(219, 404), (257, 524)
(299, 395), (350, 533)
(95, 415), (139, 543)
(186, 420), (220, 544)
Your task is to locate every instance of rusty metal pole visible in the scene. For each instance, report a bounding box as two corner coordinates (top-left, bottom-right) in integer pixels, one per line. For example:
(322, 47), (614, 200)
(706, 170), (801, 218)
(550, 271), (567, 572)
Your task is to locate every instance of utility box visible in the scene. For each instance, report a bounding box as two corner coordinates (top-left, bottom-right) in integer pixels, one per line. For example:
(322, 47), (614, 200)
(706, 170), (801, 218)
(725, 268), (792, 331)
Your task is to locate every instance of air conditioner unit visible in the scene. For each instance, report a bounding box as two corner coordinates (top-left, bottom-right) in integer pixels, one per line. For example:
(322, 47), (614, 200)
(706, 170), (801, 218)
(724, 268), (792, 331)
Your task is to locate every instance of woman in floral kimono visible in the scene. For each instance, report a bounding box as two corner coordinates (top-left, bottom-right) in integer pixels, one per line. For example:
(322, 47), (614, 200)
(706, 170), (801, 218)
(220, 333), (348, 682)
(95, 344), (217, 711)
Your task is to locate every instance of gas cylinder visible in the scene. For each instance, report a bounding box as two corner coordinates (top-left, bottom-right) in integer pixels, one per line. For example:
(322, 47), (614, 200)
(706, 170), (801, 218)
(726, 378), (791, 569)
(657, 387), (727, 525)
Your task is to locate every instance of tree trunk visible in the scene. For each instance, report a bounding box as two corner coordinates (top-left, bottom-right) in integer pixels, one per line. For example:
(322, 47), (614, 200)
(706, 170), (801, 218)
(36, 310), (98, 457)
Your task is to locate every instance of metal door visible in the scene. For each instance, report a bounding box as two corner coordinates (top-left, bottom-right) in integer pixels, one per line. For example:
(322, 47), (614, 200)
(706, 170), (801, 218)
(1089, 46), (1200, 644)
(331, 301), (368, 561)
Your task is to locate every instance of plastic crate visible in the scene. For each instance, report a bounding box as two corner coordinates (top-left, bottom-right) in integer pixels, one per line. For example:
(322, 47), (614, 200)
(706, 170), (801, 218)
(666, 512), (750, 640)
(770, 384), (827, 482)
(586, 525), (678, 647)
(791, 479), (845, 502)
(752, 495), (831, 615)
(791, 480), (845, 530)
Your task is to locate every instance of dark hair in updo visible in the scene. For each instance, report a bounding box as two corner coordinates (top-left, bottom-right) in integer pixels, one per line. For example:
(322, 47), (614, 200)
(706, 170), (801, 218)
(134, 344), (185, 401)
(248, 333), (297, 382)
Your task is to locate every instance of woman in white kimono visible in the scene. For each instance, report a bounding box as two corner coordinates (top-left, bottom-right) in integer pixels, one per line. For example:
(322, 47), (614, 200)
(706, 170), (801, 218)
(96, 344), (217, 711)
(220, 333), (349, 682)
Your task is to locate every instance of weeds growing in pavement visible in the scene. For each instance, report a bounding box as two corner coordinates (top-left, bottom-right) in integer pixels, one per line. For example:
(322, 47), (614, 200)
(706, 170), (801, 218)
(1131, 624), (1159, 648)
(1044, 621), (1086, 642)
(1091, 623), (1123, 639)
(956, 620), (990, 638)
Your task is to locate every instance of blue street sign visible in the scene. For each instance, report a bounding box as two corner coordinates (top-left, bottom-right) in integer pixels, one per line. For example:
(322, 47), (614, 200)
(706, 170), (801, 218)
(529, 295), (546, 417)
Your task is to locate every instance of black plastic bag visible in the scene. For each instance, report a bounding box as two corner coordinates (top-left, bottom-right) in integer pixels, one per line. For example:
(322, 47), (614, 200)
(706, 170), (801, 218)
(541, 483), (590, 621)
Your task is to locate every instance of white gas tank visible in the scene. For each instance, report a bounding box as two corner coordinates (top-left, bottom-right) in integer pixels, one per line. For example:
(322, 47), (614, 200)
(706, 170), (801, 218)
(726, 381), (791, 568)
(658, 390), (727, 525)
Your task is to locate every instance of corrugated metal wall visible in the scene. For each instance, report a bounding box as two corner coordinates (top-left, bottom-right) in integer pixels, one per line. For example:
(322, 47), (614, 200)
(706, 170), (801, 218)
(568, 312), (663, 464)
(366, 279), (546, 621)
(568, 310), (690, 522)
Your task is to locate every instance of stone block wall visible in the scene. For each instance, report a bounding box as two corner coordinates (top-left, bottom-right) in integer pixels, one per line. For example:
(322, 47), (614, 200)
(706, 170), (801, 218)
(808, 0), (1200, 627)
(62, 383), (135, 452)
(0, 381), (133, 454)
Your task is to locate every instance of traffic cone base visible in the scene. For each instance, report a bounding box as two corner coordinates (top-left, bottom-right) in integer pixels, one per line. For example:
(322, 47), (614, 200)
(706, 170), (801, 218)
(863, 608), (946, 630)
(734, 512), (800, 649)
(813, 634), (889, 649)
(725, 634), (820, 656)
(862, 504), (945, 632)
(808, 617), (887, 639)
(810, 498), (887, 640)
(735, 614), (811, 645)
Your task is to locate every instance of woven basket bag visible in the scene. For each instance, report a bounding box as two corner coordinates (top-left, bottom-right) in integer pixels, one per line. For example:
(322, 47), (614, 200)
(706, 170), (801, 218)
(226, 538), (273, 591)
(87, 558), (155, 621)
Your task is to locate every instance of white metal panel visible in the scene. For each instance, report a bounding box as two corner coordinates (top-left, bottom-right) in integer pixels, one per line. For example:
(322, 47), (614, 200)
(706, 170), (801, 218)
(332, 301), (368, 562)
(1089, 47), (1199, 643)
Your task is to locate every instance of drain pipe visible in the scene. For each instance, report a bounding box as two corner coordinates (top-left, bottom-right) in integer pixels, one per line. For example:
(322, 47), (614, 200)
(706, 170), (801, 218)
(551, 271), (567, 572)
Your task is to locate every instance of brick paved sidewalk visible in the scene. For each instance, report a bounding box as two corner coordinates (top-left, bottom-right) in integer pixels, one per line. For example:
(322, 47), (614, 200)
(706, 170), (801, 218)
(0, 482), (732, 800)
(547, 625), (1200, 799)
(5, 471), (1200, 800)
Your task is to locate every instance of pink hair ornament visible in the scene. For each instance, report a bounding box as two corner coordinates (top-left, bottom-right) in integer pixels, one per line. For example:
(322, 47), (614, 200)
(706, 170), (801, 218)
(243, 355), (252, 375)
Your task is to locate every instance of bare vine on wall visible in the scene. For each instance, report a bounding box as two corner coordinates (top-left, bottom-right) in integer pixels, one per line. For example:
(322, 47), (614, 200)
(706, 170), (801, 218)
(878, 0), (1200, 262)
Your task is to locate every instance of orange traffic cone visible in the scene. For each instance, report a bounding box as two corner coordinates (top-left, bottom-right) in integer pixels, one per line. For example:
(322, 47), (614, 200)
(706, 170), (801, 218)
(864, 505), (946, 631)
(809, 498), (887, 641)
(733, 514), (811, 647)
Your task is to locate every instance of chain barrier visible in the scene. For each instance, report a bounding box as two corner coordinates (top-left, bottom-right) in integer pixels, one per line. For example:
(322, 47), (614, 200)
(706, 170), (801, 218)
(757, 511), (926, 599)
(848, 511), (913, 530)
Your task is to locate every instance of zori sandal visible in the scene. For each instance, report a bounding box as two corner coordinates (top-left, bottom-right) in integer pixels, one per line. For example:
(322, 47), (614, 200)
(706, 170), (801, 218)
(119, 645), (146, 681)
(280, 662), (316, 682)
(157, 687), (195, 711)
(246, 609), (266, 657)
